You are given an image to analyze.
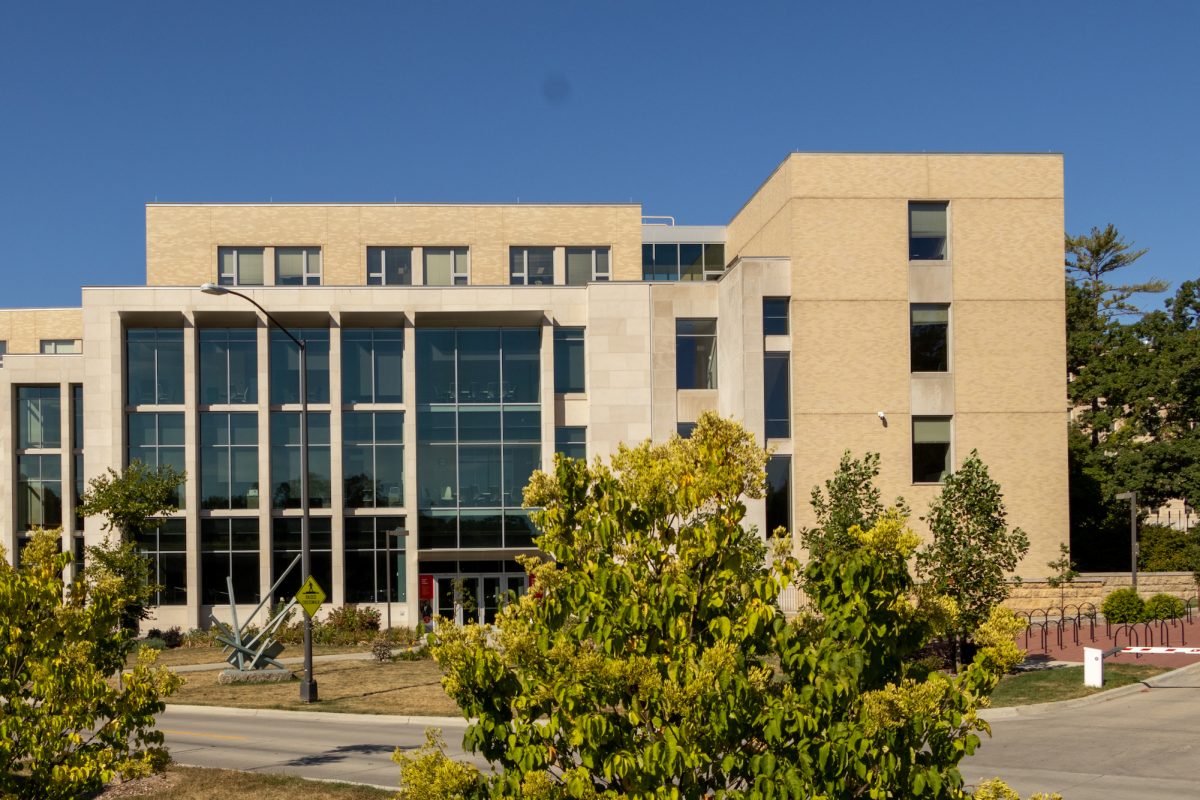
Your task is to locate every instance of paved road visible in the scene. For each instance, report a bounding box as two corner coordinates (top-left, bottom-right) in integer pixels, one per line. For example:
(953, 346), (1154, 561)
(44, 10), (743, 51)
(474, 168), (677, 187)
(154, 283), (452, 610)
(164, 665), (1200, 797)
(160, 705), (479, 789)
(965, 667), (1200, 799)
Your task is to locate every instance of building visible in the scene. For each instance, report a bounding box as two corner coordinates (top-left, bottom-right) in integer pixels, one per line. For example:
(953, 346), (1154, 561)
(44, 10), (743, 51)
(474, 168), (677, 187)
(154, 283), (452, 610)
(0, 153), (1067, 630)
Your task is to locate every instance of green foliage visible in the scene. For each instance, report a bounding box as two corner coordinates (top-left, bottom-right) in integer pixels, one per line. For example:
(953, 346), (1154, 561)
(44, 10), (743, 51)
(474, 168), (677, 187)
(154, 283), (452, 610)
(1101, 588), (1146, 624)
(323, 604), (381, 635)
(1138, 524), (1200, 572)
(418, 413), (1016, 799)
(372, 636), (394, 663)
(1144, 593), (1186, 621)
(801, 450), (909, 560)
(85, 536), (158, 628)
(393, 730), (485, 800)
(972, 778), (1063, 800)
(916, 451), (1030, 656)
(77, 460), (184, 540)
(0, 528), (182, 800)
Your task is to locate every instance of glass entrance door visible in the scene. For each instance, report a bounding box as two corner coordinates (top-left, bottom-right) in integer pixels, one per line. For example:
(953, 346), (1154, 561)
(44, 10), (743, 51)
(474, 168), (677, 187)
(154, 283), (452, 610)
(432, 574), (528, 625)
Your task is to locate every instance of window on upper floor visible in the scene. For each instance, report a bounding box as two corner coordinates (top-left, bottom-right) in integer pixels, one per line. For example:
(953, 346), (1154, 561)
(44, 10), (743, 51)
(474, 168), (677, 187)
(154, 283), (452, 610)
(127, 328), (184, 405)
(276, 247), (322, 286)
(271, 411), (332, 509)
(18, 454), (62, 531)
(909, 202), (948, 261)
(269, 328), (330, 405)
(40, 339), (80, 354)
(763, 298), (790, 336)
(566, 247), (610, 285)
(367, 247), (413, 286)
(199, 329), (257, 404)
(424, 247), (469, 286)
(911, 305), (949, 372)
(18, 386), (61, 449)
(218, 247), (265, 286)
(343, 411), (404, 509)
(642, 243), (725, 281)
(554, 427), (586, 460)
(766, 455), (792, 535)
(676, 319), (717, 389)
(763, 352), (790, 439)
(676, 422), (697, 439)
(912, 417), (952, 484)
(0, 340), (7, 365)
(510, 247), (554, 286)
(128, 412), (185, 507)
(200, 412), (259, 509)
(553, 327), (585, 393)
(343, 328), (403, 404)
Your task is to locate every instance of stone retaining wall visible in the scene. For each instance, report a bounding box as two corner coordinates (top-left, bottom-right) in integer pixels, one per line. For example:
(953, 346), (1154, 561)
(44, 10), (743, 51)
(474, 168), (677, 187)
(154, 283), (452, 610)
(1005, 572), (1199, 612)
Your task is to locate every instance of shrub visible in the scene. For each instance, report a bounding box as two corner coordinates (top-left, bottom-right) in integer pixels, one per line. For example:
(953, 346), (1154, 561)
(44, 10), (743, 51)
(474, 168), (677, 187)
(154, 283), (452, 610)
(145, 628), (163, 640)
(1102, 588), (1146, 623)
(371, 636), (394, 663)
(325, 604), (381, 637)
(1144, 593), (1186, 621)
(160, 626), (185, 648)
(1139, 524), (1200, 572)
(141, 637), (167, 650)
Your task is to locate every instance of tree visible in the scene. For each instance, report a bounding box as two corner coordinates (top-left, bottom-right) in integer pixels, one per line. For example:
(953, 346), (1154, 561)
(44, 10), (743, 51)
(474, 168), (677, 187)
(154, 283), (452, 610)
(1044, 544), (1079, 610)
(77, 460), (185, 628)
(800, 450), (908, 561)
(916, 451), (1029, 669)
(0, 528), (182, 799)
(407, 414), (1024, 798)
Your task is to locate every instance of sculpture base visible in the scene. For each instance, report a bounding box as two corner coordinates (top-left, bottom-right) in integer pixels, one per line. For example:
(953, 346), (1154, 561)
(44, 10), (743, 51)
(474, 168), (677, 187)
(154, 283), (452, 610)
(217, 669), (294, 685)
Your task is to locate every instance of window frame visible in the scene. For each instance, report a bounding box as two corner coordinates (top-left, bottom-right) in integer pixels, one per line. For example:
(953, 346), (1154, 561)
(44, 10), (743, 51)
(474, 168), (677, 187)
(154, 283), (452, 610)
(39, 339), (80, 354)
(217, 246), (265, 286)
(908, 201), (949, 262)
(763, 352), (791, 439)
(136, 518), (187, 605)
(910, 304), (951, 373)
(366, 246), (414, 286)
(343, 516), (407, 603)
(553, 327), (586, 394)
(509, 247), (555, 286)
(763, 297), (790, 336)
(565, 247), (610, 285)
(424, 247), (470, 286)
(675, 318), (718, 390)
(912, 416), (953, 484)
(275, 246), (322, 286)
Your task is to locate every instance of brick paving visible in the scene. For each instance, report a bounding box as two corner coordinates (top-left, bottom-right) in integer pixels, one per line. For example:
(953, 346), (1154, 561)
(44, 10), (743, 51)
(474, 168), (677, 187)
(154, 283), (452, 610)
(1016, 612), (1200, 668)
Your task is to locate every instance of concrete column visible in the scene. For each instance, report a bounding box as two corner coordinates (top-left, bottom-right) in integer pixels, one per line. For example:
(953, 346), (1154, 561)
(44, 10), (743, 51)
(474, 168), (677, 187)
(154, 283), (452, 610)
(183, 318), (201, 629)
(328, 312), (345, 608)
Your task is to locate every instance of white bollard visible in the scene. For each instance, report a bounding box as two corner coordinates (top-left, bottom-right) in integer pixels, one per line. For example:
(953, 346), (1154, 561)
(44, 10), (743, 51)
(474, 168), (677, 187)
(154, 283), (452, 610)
(1083, 647), (1104, 688)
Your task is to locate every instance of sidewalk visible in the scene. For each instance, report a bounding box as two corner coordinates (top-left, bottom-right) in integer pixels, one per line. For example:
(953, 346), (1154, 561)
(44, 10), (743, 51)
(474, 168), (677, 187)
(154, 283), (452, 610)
(168, 646), (421, 673)
(1016, 613), (1200, 668)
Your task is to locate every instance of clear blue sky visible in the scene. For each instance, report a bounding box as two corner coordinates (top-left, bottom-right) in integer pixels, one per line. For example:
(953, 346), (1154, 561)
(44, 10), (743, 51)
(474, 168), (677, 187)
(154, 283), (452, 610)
(1, 1), (1196, 309)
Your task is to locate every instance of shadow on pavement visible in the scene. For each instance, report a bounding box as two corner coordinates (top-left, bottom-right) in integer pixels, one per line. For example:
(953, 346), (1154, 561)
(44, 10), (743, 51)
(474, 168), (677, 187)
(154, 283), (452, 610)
(282, 742), (396, 766)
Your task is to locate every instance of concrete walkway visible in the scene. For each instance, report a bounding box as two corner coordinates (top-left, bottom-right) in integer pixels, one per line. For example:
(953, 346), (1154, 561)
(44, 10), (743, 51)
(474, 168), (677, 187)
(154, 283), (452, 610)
(168, 646), (422, 674)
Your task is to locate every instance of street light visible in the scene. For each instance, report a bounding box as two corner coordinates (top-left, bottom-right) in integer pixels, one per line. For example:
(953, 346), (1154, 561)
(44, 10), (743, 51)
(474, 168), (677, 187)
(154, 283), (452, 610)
(200, 283), (318, 703)
(1116, 491), (1138, 593)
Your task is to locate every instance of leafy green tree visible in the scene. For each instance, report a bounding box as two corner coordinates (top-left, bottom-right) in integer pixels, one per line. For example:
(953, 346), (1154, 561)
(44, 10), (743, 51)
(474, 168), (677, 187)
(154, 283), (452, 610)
(916, 451), (1029, 669)
(1044, 544), (1079, 609)
(77, 460), (184, 627)
(0, 528), (182, 799)
(411, 414), (1023, 799)
(800, 450), (908, 561)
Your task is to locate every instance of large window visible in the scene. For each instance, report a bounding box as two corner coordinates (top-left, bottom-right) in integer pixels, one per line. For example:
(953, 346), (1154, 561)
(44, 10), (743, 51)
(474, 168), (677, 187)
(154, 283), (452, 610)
(566, 247), (610, 285)
(911, 305), (949, 373)
(424, 248), (469, 286)
(276, 247), (322, 286)
(218, 247), (265, 286)
(72, 384), (84, 532)
(344, 516), (406, 603)
(912, 417), (952, 483)
(136, 519), (187, 605)
(128, 412), (186, 507)
(200, 412), (259, 509)
(199, 329), (257, 404)
(270, 412), (331, 509)
(553, 327), (585, 393)
(40, 339), (80, 354)
(271, 517), (332, 602)
(763, 298), (790, 336)
(763, 353), (791, 439)
(343, 411), (404, 508)
(0, 340), (6, 364)
(766, 455), (792, 536)
(343, 329), (403, 404)
(18, 386), (61, 449)
(201, 518), (260, 604)
(269, 328), (330, 404)
(367, 247), (413, 286)
(909, 202), (948, 261)
(554, 427), (586, 461)
(676, 319), (717, 389)
(642, 243), (725, 281)
(127, 329), (184, 405)
(17, 455), (61, 531)
(510, 247), (554, 286)
(416, 329), (541, 550)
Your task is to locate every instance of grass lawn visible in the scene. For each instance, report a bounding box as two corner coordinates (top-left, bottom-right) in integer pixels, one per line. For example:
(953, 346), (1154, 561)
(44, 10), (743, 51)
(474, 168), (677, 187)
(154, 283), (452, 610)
(989, 663), (1168, 707)
(136, 644), (372, 669)
(94, 765), (391, 799)
(168, 656), (460, 717)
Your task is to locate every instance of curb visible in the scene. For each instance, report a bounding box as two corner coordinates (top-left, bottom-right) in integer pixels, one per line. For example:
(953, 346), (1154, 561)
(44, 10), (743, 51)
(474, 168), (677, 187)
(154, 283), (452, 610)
(163, 703), (471, 728)
(981, 658), (1200, 721)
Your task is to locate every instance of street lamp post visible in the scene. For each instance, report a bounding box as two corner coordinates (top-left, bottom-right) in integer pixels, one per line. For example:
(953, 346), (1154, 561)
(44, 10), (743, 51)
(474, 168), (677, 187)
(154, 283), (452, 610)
(200, 283), (317, 702)
(1116, 491), (1138, 593)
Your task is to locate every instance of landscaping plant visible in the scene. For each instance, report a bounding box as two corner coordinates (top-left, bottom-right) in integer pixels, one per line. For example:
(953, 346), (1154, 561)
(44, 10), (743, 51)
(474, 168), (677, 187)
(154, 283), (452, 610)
(1101, 588), (1146, 623)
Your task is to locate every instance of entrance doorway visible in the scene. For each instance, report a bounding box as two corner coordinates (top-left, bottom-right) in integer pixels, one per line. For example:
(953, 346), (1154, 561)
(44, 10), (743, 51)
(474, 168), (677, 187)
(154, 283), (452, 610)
(433, 574), (528, 625)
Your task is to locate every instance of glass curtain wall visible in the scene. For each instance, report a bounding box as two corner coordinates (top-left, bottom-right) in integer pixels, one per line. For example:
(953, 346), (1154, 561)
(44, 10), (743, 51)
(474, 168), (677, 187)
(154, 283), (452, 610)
(271, 517), (332, 602)
(415, 328), (541, 551)
(343, 516), (406, 602)
(270, 412), (332, 508)
(269, 328), (330, 404)
(199, 330), (257, 405)
(342, 329), (403, 404)
(200, 518), (260, 604)
(128, 412), (186, 506)
(343, 412), (404, 508)
(200, 413), (259, 509)
(127, 329), (183, 405)
(136, 519), (187, 605)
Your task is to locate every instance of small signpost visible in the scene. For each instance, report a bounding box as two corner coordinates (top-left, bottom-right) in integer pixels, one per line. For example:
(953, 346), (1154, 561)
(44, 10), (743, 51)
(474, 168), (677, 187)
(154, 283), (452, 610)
(295, 575), (326, 618)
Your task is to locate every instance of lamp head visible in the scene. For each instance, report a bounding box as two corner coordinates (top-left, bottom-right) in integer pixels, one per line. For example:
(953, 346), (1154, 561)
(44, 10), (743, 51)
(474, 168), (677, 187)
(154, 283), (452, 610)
(200, 283), (229, 296)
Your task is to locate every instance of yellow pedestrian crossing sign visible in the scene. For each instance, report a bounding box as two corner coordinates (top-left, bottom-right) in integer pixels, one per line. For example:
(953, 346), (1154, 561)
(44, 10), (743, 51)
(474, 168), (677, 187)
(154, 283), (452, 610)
(295, 575), (326, 618)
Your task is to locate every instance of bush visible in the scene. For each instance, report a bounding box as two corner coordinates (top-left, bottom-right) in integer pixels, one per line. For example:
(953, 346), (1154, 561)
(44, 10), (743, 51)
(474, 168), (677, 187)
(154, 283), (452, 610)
(141, 637), (167, 650)
(325, 604), (381, 637)
(181, 626), (221, 648)
(371, 636), (394, 663)
(1144, 593), (1186, 621)
(1102, 588), (1146, 623)
(145, 628), (163, 640)
(1139, 524), (1200, 572)
(160, 626), (184, 648)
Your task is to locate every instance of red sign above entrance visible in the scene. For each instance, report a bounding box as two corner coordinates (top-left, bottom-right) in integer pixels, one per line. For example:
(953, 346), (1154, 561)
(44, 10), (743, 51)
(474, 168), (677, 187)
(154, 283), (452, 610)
(418, 574), (434, 600)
